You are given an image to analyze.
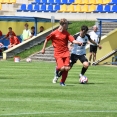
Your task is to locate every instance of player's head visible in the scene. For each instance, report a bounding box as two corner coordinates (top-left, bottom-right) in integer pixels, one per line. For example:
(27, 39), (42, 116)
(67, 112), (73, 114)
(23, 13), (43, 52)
(8, 27), (12, 32)
(80, 25), (88, 36)
(59, 18), (69, 30)
(93, 25), (98, 32)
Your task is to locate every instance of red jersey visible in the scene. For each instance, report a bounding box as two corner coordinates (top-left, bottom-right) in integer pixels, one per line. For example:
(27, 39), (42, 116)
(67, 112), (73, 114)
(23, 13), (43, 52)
(6, 31), (16, 37)
(0, 30), (2, 36)
(9, 36), (20, 45)
(46, 29), (74, 58)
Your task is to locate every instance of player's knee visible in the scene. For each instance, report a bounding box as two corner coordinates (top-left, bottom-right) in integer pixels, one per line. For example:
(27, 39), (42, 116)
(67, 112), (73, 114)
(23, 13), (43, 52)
(60, 66), (65, 71)
(83, 62), (89, 68)
(64, 66), (70, 71)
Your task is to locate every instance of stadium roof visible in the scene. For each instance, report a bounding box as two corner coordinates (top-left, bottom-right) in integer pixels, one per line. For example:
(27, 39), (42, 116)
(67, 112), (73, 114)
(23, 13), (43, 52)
(0, 16), (59, 22)
(0, 16), (59, 35)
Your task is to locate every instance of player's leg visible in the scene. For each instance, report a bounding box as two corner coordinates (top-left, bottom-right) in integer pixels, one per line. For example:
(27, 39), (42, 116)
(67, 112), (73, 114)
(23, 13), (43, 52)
(52, 58), (64, 83)
(60, 57), (70, 86)
(79, 55), (89, 77)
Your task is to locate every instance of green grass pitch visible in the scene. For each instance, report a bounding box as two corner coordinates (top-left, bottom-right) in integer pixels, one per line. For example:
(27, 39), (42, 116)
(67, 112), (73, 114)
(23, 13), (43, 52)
(0, 61), (117, 117)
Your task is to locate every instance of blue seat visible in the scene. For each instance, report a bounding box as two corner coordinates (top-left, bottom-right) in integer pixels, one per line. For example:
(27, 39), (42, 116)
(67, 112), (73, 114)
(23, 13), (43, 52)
(17, 4), (26, 12)
(27, 4), (33, 11)
(61, 0), (67, 4)
(47, 0), (55, 4)
(93, 5), (103, 13)
(111, 5), (117, 12)
(32, 4), (40, 12)
(55, 0), (61, 4)
(67, 0), (74, 4)
(32, 0), (40, 4)
(54, 4), (60, 11)
(46, 4), (54, 12)
(40, 4), (46, 12)
(102, 5), (112, 13)
(41, 0), (47, 4)
(109, 0), (117, 5)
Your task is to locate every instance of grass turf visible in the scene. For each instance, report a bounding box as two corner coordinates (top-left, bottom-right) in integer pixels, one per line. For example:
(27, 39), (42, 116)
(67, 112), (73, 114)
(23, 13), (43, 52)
(0, 61), (117, 117)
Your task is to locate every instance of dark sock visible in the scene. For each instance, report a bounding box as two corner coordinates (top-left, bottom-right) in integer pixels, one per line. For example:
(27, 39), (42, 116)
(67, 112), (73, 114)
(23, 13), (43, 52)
(81, 67), (87, 75)
(56, 69), (63, 77)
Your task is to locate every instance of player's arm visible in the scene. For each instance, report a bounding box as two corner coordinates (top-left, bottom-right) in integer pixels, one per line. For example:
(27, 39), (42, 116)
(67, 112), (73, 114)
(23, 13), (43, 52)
(68, 34), (83, 46)
(41, 33), (53, 54)
(41, 39), (48, 54)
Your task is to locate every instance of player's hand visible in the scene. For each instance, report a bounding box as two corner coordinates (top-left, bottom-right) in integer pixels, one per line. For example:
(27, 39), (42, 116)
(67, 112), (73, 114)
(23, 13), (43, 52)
(41, 49), (45, 54)
(98, 45), (102, 50)
(78, 42), (83, 46)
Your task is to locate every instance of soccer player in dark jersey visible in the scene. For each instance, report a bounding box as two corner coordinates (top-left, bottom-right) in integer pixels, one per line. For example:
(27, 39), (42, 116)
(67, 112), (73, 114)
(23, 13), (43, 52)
(69, 25), (102, 79)
(41, 18), (83, 86)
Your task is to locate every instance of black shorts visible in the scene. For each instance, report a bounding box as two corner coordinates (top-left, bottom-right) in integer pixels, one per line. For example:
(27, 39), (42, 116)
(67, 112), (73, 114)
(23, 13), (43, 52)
(90, 45), (97, 53)
(70, 54), (88, 67)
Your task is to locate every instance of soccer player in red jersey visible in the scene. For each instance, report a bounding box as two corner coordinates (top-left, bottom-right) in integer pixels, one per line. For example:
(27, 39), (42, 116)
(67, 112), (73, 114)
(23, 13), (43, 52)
(41, 18), (83, 86)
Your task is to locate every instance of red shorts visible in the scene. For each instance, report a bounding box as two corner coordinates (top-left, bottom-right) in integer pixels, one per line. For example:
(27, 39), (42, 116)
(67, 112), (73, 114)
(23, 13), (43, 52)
(55, 57), (70, 70)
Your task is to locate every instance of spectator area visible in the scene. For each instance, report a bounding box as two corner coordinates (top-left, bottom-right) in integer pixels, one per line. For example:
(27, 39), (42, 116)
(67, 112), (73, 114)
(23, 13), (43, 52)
(16, 0), (117, 13)
(0, 16), (59, 48)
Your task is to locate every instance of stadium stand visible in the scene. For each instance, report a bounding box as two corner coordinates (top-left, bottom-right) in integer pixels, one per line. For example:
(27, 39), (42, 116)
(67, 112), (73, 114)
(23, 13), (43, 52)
(15, 0), (113, 14)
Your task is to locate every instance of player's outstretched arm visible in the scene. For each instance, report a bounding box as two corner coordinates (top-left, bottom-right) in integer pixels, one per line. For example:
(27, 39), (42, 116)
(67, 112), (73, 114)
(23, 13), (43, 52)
(90, 39), (102, 49)
(41, 39), (48, 54)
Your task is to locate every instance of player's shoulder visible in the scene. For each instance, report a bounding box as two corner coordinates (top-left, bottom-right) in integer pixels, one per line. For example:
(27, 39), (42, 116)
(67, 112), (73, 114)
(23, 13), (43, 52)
(73, 32), (80, 40)
(85, 34), (91, 40)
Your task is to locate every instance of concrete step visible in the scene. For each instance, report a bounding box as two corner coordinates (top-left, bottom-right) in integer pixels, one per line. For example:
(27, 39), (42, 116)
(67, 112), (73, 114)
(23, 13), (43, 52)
(30, 56), (55, 61)
(33, 54), (54, 57)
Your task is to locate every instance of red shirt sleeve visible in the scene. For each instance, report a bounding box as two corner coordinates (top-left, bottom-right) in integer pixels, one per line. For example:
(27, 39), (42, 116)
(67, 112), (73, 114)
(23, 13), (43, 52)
(6, 32), (10, 37)
(0, 31), (2, 36)
(12, 31), (16, 36)
(65, 31), (75, 42)
(46, 32), (54, 41)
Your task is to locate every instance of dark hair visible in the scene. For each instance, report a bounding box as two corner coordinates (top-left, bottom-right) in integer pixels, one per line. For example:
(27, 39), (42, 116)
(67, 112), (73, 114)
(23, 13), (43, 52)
(8, 27), (12, 29)
(31, 26), (35, 29)
(81, 25), (89, 32)
(24, 23), (28, 27)
(40, 26), (44, 29)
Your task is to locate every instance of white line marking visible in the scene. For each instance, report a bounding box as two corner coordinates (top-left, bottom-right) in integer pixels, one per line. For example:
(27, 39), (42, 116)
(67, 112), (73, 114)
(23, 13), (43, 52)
(0, 110), (117, 116)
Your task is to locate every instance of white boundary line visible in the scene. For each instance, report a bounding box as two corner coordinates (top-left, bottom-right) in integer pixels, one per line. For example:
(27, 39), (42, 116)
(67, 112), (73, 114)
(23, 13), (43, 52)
(0, 110), (117, 116)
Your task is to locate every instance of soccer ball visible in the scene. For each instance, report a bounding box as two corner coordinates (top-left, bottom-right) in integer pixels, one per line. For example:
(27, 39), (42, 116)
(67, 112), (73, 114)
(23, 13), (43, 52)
(26, 58), (32, 62)
(79, 76), (88, 84)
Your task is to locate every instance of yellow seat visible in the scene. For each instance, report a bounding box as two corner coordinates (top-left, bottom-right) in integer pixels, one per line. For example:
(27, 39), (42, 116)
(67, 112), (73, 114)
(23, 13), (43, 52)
(88, 0), (96, 4)
(65, 4), (74, 12)
(9, 0), (16, 3)
(0, 3), (2, 10)
(81, 0), (89, 4)
(72, 0), (82, 5)
(102, 0), (111, 4)
(96, 0), (103, 4)
(58, 4), (67, 12)
(80, 4), (88, 12)
(0, 0), (3, 3)
(88, 4), (96, 12)
(3, 0), (10, 3)
(72, 5), (81, 12)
